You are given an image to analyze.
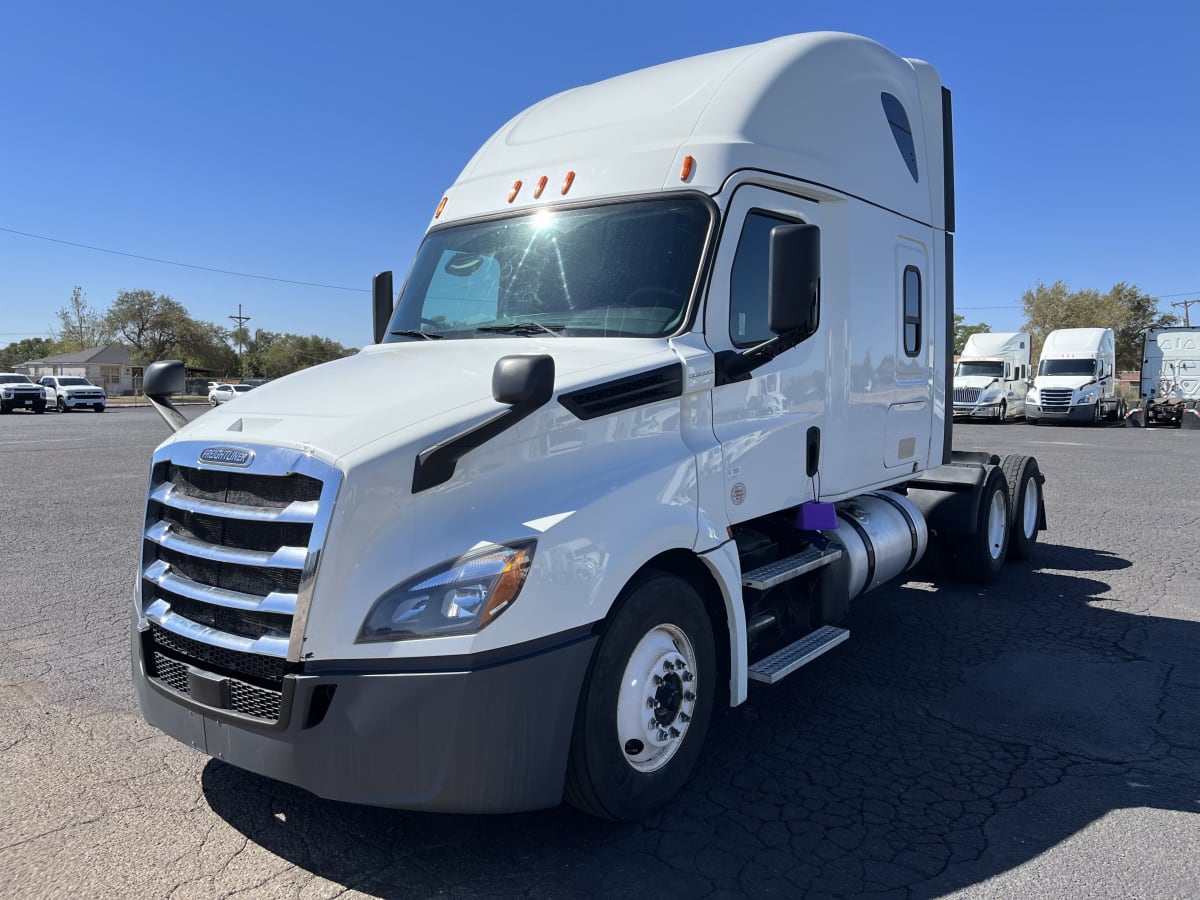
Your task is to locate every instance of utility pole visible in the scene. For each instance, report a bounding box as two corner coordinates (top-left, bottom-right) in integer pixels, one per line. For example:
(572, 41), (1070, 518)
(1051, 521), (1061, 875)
(1172, 298), (1199, 327)
(229, 304), (251, 377)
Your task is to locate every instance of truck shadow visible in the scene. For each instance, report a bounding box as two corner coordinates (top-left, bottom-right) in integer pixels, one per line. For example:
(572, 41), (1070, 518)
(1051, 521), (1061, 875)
(201, 544), (1200, 898)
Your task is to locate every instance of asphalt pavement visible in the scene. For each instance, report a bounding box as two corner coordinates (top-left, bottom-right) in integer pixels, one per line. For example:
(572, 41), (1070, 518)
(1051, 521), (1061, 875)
(1, 407), (1198, 898)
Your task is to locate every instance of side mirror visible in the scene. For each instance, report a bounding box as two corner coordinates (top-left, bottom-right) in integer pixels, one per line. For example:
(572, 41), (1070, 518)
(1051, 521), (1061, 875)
(493, 354), (555, 406)
(143, 360), (189, 434)
(767, 224), (820, 337)
(373, 271), (394, 345)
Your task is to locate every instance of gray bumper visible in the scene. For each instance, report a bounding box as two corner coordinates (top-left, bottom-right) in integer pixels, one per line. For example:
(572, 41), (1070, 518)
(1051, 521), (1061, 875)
(1026, 403), (1095, 422)
(953, 402), (1004, 419)
(133, 623), (596, 813)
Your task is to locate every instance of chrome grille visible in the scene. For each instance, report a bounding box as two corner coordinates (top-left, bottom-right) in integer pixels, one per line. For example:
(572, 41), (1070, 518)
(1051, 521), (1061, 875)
(954, 387), (981, 404)
(1039, 388), (1074, 410)
(139, 445), (339, 720)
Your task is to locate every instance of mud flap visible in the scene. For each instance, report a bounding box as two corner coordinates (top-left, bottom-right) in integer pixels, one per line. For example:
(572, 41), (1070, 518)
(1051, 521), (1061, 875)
(1182, 408), (1200, 430)
(1124, 408), (1146, 427)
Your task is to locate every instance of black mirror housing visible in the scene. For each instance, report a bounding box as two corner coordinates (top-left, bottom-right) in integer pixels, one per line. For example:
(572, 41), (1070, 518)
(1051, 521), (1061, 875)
(768, 224), (820, 337)
(493, 354), (555, 406)
(373, 271), (394, 345)
(143, 360), (186, 397)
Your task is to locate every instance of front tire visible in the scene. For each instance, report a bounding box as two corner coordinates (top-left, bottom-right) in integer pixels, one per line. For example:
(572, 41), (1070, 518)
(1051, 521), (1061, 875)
(995, 400), (1007, 423)
(565, 570), (716, 821)
(57, 397), (66, 413)
(950, 466), (1011, 582)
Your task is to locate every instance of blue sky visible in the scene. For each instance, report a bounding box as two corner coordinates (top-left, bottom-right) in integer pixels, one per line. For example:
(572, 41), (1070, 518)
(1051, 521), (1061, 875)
(3, 1), (1198, 351)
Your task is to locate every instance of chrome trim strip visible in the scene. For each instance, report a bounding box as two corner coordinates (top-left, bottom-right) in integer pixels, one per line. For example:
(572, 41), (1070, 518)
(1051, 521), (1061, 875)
(145, 599), (290, 658)
(145, 520), (308, 569)
(149, 482), (319, 523)
(144, 560), (297, 615)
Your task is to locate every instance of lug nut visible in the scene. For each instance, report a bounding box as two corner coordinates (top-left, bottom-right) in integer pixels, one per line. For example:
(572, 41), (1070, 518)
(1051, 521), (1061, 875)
(669, 727), (681, 738)
(684, 691), (695, 702)
(682, 671), (694, 682)
(663, 661), (675, 671)
(646, 698), (656, 709)
(679, 712), (691, 723)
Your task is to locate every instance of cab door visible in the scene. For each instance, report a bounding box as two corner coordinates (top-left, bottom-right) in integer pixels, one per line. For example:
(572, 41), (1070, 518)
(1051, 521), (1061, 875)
(705, 186), (825, 524)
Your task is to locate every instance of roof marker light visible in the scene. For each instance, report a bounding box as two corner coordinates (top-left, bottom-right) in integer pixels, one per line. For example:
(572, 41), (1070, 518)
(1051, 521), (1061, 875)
(435, 196), (448, 218)
(680, 156), (696, 181)
(508, 180), (523, 203)
(561, 171), (575, 195)
(534, 176), (548, 199)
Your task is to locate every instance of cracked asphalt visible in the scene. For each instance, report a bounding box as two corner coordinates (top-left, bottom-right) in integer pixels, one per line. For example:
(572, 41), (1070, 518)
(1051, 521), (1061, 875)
(1, 408), (1198, 898)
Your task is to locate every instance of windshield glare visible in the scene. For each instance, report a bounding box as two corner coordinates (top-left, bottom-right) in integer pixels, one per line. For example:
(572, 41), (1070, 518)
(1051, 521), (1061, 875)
(956, 361), (1003, 378)
(1039, 359), (1096, 377)
(386, 198), (711, 340)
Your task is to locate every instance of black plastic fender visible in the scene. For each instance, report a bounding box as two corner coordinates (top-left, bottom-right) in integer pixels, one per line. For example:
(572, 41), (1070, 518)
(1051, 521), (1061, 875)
(904, 461), (990, 534)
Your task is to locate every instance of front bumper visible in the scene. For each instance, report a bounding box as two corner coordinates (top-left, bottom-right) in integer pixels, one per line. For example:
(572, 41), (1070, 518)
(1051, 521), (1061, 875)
(63, 395), (106, 409)
(953, 401), (1004, 419)
(133, 622), (597, 813)
(1025, 402), (1096, 422)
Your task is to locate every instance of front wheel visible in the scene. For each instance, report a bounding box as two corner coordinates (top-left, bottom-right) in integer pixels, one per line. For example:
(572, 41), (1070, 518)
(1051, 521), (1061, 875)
(995, 400), (1007, 423)
(94, 404), (105, 413)
(565, 570), (716, 821)
(57, 397), (68, 412)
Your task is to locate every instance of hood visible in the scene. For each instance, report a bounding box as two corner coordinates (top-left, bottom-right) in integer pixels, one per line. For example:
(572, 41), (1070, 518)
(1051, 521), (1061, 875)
(164, 338), (678, 464)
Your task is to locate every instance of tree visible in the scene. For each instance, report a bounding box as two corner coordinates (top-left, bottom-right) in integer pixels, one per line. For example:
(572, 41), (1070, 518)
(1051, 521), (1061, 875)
(176, 318), (238, 373)
(953, 313), (991, 354)
(0, 337), (56, 369)
(1106, 282), (1177, 372)
(54, 286), (113, 352)
(258, 333), (356, 379)
(104, 290), (193, 365)
(1021, 280), (1177, 370)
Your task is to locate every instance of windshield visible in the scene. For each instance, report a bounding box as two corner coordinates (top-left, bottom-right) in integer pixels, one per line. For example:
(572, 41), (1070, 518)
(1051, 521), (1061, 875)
(1038, 359), (1096, 377)
(0, 375), (33, 384)
(386, 197), (712, 341)
(60, 377), (90, 386)
(955, 360), (1003, 378)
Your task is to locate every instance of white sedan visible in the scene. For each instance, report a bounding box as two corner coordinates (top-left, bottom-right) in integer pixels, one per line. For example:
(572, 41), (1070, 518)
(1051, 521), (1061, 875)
(208, 383), (254, 406)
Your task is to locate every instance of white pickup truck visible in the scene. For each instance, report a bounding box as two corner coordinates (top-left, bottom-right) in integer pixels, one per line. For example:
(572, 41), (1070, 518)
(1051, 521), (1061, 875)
(39, 376), (107, 413)
(0, 373), (48, 414)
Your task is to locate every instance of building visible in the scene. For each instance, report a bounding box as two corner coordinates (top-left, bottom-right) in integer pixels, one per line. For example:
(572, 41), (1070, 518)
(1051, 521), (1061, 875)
(19, 343), (139, 395)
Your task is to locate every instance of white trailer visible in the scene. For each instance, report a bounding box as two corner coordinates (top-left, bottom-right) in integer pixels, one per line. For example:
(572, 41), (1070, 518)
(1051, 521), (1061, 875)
(1026, 327), (1124, 425)
(132, 33), (1048, 820)
(953, 332), (1030, 421)
(1125, 326), (1200, 428)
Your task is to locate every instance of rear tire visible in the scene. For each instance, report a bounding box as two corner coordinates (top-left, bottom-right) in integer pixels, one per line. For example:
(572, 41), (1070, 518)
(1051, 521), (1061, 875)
(1001, 455), (1042, 560)
(565, 570), (716, 821)
(950, 466), (1011, 582)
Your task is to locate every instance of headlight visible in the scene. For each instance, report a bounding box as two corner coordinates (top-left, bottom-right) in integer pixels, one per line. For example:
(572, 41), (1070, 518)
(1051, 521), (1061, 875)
(1078, 389), (1097, 403)
(358, 540), (536, 642)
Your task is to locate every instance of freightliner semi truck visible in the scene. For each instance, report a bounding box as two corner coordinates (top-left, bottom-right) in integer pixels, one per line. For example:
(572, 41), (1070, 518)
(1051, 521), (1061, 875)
(952, 332), (1030, 422)
(132, 32), (1048, 820)
(1125, 326), (1200, 428)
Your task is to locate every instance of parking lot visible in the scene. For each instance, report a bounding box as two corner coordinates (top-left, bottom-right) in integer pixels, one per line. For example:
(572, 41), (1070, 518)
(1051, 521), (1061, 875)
(2, 408), (1198, 898)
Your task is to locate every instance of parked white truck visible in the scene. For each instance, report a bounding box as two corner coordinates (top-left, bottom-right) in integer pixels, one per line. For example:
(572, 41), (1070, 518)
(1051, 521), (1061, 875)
(952, 332), (1030, 421)
(38, 375), (107, 413)
(132, 33), (1048, 820)
(1026, 327), (1124, 425)
(1125, 326), (1200, 428)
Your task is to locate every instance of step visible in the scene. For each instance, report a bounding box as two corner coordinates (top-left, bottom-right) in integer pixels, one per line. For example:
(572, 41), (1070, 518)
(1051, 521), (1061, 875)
(742, 546), (843, 590)
(748, 625), (850, 684)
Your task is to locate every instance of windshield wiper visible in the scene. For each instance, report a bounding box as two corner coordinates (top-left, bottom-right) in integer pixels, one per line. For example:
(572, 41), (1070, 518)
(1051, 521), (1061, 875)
(476, 322), (564, 337)
(390, 329), (443, 340)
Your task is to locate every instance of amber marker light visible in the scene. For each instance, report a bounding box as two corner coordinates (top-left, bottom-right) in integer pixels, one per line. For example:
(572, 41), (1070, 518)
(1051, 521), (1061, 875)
(680, 155), (696, 181)
(434, 196), (448, 218)
(534, 176), (548, 199)
(561, 170), (576, 195)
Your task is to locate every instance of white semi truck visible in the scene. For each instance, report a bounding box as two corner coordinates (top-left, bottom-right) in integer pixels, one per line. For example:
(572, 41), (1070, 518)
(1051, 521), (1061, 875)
(1125, 326), (1200, 428)
(132, 33), (1048, 820)
(952, 332), (1030, 422)
(1026, 327), (1124, 425)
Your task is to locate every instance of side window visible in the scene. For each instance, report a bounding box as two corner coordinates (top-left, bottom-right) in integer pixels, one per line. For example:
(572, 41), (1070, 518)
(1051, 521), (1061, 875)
(1005, 362), (1011, 380)
(903, 266), (922, 357)
(729, 210), (795, 348)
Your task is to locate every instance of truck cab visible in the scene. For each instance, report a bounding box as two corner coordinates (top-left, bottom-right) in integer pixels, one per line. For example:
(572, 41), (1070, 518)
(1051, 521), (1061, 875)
(1026, 327), (1124, 425)
(952, 332), (1030, 421)
(131, 32), (1046, 821)
(1127, 326), (1200, 427)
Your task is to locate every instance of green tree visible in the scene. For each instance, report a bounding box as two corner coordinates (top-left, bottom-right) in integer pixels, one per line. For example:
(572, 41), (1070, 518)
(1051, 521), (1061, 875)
(54, 285), (113, 352)
(1106, 282), (1177, 372)
(104, 290), (193, 365)
(0, 337), (57, 369)
(258, 333), (356, 379)
(177, 318), (238, 373)
(1021, 280), (1177, 370)
(953, 313), (991, 354)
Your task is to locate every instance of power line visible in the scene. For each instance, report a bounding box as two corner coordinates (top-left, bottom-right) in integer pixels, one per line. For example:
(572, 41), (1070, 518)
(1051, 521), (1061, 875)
(0, 225), (368, 293)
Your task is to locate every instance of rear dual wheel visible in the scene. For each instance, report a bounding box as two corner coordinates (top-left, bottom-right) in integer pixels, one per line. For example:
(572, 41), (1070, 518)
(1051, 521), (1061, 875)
(950, 466), (1011, 582)
(565, 570), (716, 821)
(1001, 455), (1042, 560)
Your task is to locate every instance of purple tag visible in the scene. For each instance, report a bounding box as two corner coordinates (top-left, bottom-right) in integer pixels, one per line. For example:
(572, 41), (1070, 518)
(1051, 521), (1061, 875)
(797, 501), (838, 530)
